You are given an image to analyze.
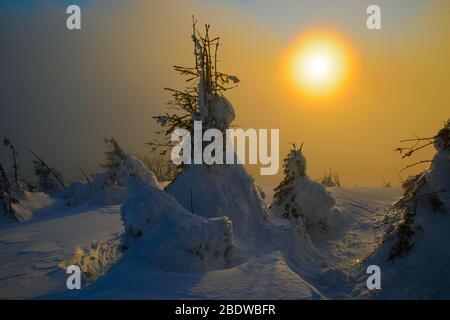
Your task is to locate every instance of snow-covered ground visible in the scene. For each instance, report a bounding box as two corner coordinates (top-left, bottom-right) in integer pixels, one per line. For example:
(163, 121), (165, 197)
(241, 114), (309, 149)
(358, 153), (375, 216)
(321, 187), (402, 268)
(0, 199), (122, 299)
(0, 185), (401, 300)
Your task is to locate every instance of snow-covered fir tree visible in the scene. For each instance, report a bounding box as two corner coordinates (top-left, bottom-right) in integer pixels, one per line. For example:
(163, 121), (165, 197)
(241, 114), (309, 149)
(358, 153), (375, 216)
(271, 144), (340, 236)
(33, 158), (65, 195)
(100, 137), (159, 188)
(149, 19), (239, 155)
(150, 20), (273, 258)
(101, 137), (127, 185)
(383, 119), (450, 261)
(272, 144), (307, 220)
(320, 169), (341, 187)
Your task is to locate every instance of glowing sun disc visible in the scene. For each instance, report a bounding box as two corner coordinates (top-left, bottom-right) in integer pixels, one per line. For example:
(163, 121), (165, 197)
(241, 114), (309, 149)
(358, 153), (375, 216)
(284, 28), (357, 99)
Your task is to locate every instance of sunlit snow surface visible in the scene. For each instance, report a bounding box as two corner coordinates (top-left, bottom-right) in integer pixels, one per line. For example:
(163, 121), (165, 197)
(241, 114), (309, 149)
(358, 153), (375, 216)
(0, 186), (401, 299)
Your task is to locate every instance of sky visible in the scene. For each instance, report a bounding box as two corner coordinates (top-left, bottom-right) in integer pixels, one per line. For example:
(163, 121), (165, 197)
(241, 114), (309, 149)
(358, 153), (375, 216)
(0, 0), (449, 186)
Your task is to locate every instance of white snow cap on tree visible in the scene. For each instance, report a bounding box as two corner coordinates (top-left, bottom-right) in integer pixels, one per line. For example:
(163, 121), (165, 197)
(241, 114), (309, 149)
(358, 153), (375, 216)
(208, 94), (235, 131)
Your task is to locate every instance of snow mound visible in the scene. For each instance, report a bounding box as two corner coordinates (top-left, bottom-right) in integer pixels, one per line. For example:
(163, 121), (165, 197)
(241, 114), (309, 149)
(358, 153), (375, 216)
(59, 236), (122, 284)
(121, 179), (235, 272)
(189, 251), (324, 300)
(72, 251), (324, 300)
(91, 185), (130, 206)
(167, 164), (273, 257)
(293, 178), (342, 236)
(116, 154), (160, 189)
(1, 191), (53, 223)
(61, 153), (160, 207)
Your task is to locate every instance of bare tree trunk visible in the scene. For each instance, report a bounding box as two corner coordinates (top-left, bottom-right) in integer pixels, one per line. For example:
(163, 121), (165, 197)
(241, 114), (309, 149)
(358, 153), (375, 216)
(78, 166), (92, 185)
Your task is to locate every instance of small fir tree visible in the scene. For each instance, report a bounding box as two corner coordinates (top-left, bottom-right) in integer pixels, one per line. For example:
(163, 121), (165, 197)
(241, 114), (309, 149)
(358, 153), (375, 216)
(101, 137), (126, 184)
(149, 17), (239, 155)
(272, 144), (306, 219)
(33, 159), (65, 195)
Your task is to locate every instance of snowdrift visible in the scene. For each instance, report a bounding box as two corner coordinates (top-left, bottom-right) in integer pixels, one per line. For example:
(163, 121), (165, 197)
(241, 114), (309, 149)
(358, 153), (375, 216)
(74, 251), (323, 300)
(1, 191), (54, 224)
(68, 161), (333, 298)
(121, 179), (235, 272)
(61, 153), (160, 207)
(167, 164), (274, 258)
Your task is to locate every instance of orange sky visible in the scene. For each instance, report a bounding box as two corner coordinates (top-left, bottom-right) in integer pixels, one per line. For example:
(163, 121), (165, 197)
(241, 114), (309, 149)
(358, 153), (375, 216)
(1, 0), (449, 187)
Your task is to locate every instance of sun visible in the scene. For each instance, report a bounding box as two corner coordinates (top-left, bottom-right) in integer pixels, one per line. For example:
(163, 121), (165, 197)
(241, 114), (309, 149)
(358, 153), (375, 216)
(284, 28), (356, 99)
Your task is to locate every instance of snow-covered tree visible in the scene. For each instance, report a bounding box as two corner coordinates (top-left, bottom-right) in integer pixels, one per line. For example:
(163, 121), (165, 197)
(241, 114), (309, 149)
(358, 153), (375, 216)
(358, 120), (450, 299)
(33, 158), (65, 195)
(320, 169), (341, 187)
(384, 119), (450, 261)
(271, 144), (340, 236)
(147, 19), (273, 257)
(272, 144), (307, 220)
(61, 138), (161, 207)
(100, 137), (159, 189)
(149, 18), (239, 154)
(101, 137), (127, 184)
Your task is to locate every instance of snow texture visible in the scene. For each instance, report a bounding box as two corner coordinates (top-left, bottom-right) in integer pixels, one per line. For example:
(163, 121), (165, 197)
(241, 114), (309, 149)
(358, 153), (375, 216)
(0, 184), (403, 299)
(120, 178), (234, 272)
(167, 164), (273, 258)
